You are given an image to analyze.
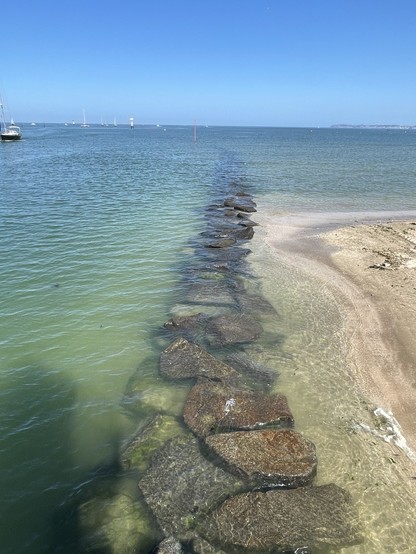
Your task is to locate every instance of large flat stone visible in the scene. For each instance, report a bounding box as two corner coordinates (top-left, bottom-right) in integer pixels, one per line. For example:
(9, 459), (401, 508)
(183, 380), (293, 438)
(139, 435), (243, 539)
(160, 337), (240, 381)
(205, 429), (317, 488)
(199, 484), (363, 552)
(206, 314), (263, 346)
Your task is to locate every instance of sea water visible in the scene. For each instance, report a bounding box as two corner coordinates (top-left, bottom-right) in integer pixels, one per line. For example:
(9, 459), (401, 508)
(1, 125), (416, 553)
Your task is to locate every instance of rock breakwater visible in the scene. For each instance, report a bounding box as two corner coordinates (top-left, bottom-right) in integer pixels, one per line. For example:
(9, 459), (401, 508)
(79, 181), (363, 552)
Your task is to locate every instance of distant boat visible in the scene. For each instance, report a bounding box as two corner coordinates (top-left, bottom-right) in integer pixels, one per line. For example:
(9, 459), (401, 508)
(81, 109), (89, 128)
(0, 101), (21, 141)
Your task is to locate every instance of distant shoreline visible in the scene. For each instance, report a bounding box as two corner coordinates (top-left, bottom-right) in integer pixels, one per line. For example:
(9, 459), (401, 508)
(331, 124), (416, 129)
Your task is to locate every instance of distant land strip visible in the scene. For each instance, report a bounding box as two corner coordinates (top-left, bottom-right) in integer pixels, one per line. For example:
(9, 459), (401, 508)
(331, 124), (416, 129)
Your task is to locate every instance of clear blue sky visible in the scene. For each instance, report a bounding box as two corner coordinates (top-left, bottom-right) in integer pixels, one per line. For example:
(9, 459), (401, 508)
(2, 0), (416, 126)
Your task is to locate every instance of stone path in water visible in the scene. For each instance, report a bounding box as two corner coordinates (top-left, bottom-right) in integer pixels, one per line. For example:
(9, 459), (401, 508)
(80, 181), (363, 553)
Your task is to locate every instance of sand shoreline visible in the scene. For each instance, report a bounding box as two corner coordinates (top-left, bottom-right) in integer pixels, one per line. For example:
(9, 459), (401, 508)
(255, 208), (416, 458)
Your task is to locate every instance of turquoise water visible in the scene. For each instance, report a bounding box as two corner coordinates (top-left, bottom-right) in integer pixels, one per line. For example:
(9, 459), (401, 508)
(1, 125), (416, 553)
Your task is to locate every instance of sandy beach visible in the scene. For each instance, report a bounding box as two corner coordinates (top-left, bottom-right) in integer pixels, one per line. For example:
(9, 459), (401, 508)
(255, 209), (416, 458)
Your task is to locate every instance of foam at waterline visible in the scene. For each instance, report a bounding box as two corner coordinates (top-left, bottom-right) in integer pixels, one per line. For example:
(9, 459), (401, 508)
(354, 407), (416, 463)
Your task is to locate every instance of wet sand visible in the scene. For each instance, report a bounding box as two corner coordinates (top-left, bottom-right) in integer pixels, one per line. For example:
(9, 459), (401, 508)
(254, 208), (416, 456)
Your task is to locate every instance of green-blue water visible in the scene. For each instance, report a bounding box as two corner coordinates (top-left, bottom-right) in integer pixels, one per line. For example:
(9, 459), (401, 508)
(1, 125), (416, 553)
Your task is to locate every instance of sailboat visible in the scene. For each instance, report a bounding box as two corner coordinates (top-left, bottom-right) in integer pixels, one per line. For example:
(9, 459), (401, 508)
(81, 109), (89, 128)
(0, 99), (21, 141)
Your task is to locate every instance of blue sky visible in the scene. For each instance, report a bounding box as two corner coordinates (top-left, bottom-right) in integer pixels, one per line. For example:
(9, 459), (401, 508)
(2, 0), (416, 126)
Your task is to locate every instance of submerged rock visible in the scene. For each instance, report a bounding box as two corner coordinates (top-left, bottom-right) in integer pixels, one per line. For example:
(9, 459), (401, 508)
(162, 312), (210, 344)
(235, 292), (276, 315)
(153, 536), (184, 553)
(163, 313), (209, 332)
(238, 219), (258, 227)
(183, 379), (293, 438)
(139, 435), (243, 539)
(122, 371), (189, 417)
(224, 197), (257, 213)
(206, 313), (263, 346)
(205, 429), (317, 488)
(78, 481), (155, 553)
(120, 414), (185, 473)
(199, 245), (252, 264)
(231, 225), (255, 240)
(199, 484), (363, 552)
(191, 536), (228, 553)
(206, 238), (236, 248)
(184, 281), (237, 308)
(202, 225), (255, 242)
(225, 351), (278, 389)
(160, 337), (240, 381)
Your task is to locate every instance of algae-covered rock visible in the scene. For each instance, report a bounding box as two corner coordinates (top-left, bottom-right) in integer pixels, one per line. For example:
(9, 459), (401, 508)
(205, 429), (317, 488)
(139, 435), (243, 539)
(122, 372), (189, 417)
(199, 484), (363, 552)
(160, 337), (240, 381)
(120, 414), (186, 472)
(78, 479), (155, 553)
(183, 380), (293, 438)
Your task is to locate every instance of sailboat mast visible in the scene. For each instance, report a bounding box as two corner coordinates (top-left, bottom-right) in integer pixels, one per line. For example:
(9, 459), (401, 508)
(0, 95), (7, 131)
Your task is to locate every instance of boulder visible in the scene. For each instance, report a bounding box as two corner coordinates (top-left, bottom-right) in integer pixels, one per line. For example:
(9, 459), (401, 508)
(183, 380), (293, 438)
(238, 219), (258, 227)
(235, 293), (276, 315)
(159, 337), (240, 381)
(163, 313), (209, 343)
(78, 481), (155, 553)
(206, 238), (236, 248)
(153, 536), (184, 553)
(231, 226), (255, 240)
(206, 314), (263, 346)
(201, 225), (254, 242)
(184, 282), (237, 308)
(120, 414), (185, 472)
(163, 313), (208, 332)
(205, 429), (317, 488)
(224, 197), (257, 213)
(199, 484), (363, 552)
(122, 371), (189, 417)
(191, 536), (227, 553)
(225, 352), (278, 389)
(139, 435), (243, 539)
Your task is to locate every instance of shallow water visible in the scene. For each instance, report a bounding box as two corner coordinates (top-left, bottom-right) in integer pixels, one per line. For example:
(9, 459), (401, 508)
(1, 125), (416, 552)
(247, 234), (416, 553)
